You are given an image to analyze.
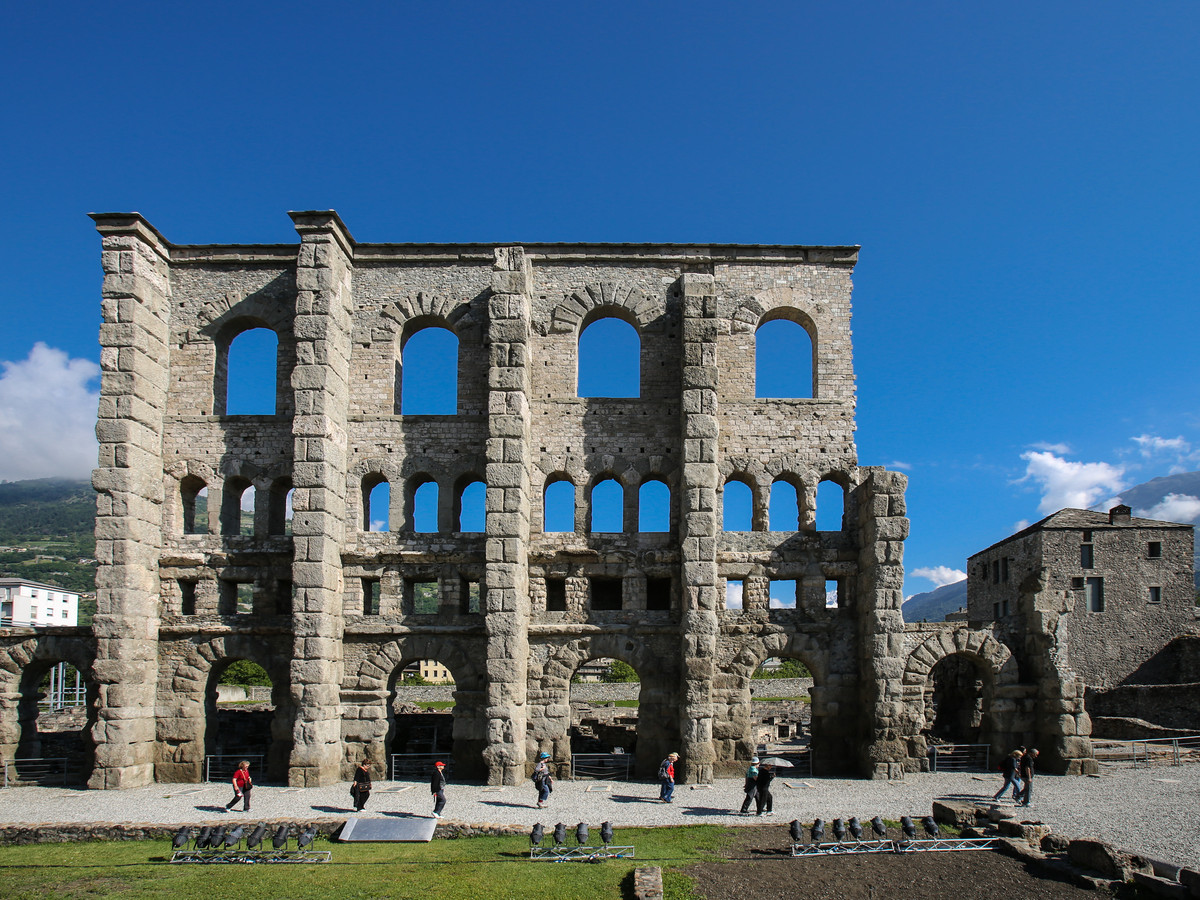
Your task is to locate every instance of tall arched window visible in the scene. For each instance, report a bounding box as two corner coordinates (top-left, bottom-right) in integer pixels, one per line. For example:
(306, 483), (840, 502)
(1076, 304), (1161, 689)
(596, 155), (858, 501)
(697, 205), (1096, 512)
(722, 479), (753, 532)
(456, 479), (485, 532)
(755, 318), (813, 399)
(589, 478), (624, 533)
(578, 317), (639, 398)
(638, 480), (670, 532)
(181, 476), (208, 535)
(543, 478), (576, 533)
(225, 327), (278, 415)
(400, 326), (458, 414)
(268, 478), (293, 535)
(363, 475), (390, 532)
(221, 478), (253, 535)
(816, 479), (846, 532)
(412, 479), (439, 532)
(768, 480), (800, 531)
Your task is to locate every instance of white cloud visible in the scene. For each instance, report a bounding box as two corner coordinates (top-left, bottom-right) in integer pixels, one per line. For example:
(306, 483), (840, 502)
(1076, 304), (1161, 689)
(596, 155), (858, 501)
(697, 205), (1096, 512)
(1019, 450), (1127, 516)
(0, 344), (100, 481)
(1133, 434), (1190, 457)
(1030, 441), (1072, 455)
(1137, 493), (1200, 524)
(911, 566), (966, 589)
(888, 460), (913, 471)
(1013, 519), (1030, 532)
(725, 581), (743, 610)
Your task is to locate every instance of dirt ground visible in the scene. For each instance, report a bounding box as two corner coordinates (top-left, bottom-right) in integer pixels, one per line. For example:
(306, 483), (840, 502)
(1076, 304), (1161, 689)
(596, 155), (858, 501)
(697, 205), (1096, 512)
(677, 827), (1105, 900)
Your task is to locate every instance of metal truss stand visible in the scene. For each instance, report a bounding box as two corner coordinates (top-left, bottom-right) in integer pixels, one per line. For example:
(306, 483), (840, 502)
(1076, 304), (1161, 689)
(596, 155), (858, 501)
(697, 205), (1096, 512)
(170, 848), (332, 864)
(792, 837), (997, 857)
(529, 844), (635, 862)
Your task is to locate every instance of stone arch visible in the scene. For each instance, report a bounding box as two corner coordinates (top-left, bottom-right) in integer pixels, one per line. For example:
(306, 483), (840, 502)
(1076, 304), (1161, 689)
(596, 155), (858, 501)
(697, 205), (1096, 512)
(376, 292), (478, 339)
(165, 459), (219, 536)
(730, 287), (817, 336)
(548, 283), (665, 335)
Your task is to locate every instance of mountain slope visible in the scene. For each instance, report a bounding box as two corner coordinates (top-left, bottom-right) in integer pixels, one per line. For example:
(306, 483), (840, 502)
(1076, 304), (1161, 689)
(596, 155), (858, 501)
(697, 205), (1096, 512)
(902, 579), (967, 623)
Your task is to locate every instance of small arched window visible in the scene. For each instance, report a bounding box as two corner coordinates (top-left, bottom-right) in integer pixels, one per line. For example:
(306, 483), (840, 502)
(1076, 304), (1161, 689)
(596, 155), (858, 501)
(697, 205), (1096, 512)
(268, 478), (293, 535)
(543, 478), (576, 533)
(638, 480), (670, 532)
(225, 327), (278, 415)
(400, 326), (458, 414)
(181, 476), (208, 535)
(816, 479), (846, 532)
(578, 317), (639, 398)
(768, 480), (800, 532)
(221, 478), (253, 535)
(589, 478), (624, 533)
(456, 479), (485, 532)
(412, 479), (439, 533)
(755, 318), (813, 399)
(722, 479), (753, 532)
(363, 475), (390, 532)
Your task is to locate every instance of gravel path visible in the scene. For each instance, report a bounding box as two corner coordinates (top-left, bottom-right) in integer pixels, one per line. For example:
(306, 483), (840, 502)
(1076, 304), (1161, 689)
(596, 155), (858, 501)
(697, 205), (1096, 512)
(0, 765), (1196, 869)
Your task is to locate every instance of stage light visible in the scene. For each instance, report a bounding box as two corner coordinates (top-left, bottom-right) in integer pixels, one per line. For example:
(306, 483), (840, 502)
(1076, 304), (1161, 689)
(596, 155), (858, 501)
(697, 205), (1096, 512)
(600, 822), (614, 846)
(922, 816), (938, 838)
(901, 816), (916, 839)
(848, 817), (863, 841)
(553, 823), (567, 846)
(172, 826), (191, 849)
(531, 823), (545, 846)
(871, 816), (886, 838)
(224, 825), (244, 848)
(575, 823), (589, 846)
(832, 819), (847, 842)
(789, 820), (803, 843)
(196, 826), (213, 849)
(247, 823), (266, 850)
(210, 826), (227, 848)
(273, 825), (290, 850)
(297, 825), (318, 850)
(810, 819), (825, 842)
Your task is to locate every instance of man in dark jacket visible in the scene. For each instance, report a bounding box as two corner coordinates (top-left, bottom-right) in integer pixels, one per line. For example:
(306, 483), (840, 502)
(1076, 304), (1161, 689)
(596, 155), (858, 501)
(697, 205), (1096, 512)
(351, 758), (372, 811)
(993, 750), (1023, 802)
(431, 761), (447, 818)
(754, 762), (775, 816)
(1017, 749), (1039, 807)
(658, 752), (678, 802)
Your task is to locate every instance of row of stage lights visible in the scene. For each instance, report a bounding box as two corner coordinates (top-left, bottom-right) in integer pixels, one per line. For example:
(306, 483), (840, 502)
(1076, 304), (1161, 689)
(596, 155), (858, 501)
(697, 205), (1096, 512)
(795, 815), (941, 844)
(172, 823), (320, 852)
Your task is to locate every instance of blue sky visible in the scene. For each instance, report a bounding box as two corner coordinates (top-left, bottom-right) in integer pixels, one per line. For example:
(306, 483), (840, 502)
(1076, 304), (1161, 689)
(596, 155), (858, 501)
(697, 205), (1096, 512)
(1, 2), (1198, 596)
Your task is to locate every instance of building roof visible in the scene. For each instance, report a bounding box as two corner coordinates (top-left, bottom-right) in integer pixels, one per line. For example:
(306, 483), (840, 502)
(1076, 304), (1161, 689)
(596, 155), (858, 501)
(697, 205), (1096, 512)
(969, 507), (1194, 559)
(0, 577), (80, 595)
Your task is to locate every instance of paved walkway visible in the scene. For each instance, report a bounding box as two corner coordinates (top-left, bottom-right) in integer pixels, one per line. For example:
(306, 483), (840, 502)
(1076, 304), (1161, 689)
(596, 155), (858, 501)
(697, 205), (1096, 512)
(0, 765), (1197, 870)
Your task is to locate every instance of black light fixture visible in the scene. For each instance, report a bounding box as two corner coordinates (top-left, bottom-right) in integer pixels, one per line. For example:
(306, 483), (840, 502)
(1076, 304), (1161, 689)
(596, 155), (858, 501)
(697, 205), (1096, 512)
(247, 823), (266, 850)
(297, 825), (318, 850)
(848, 817), (863, 841)
(810, 818), (825, 842)
(553, 823), (567, 846)
(832, 819), (847, 842)
(575, 822), (589, 846)
(210, 826), (227, 848)
(224, 825), (244, 848)
(871, 816), (886, 838)
(172, 826), (192, 849)
(900, 816), (916, 839)
(600, 822), (614, 846)
(272, 824), (290, 850)
(922, 816), (938, 838)
(789, 820), (803, 843)
(530, 823), (545, 847)
(196, 826), (213, 849)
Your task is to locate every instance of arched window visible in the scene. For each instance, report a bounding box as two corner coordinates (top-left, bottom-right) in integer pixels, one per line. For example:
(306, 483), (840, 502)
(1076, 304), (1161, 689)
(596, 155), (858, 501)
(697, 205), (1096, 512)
(543, 478), (575, 533)
(181, 476), (208, 535)
(412, 479), (439, 533)
(768, 480), (800, 532)
(221, 478), (253, 535)
(268, 478), (293, 535)
(755, 318), (813, 399)
(456, 479), (485, 532)
(224, 327), (278, 415)
(363, 475), (389, 532)
(578, 317), (639, 398)
(816, 479), (846, 532)
(400, 326), (458, 414)
(722, 479), (753, 532)
(589, 478), (623, 533)
(638, 480), (670, 532)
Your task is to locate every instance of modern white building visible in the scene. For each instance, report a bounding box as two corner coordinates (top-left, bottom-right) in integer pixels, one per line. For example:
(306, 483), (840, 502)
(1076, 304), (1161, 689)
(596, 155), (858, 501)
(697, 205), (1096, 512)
(0, 578), (80, 627)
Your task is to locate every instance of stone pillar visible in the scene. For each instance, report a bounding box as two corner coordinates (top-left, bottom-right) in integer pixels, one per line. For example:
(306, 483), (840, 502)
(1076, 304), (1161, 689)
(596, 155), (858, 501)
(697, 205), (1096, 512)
(677, 273), (719, 784)
(482, 247), (533, 785)
(286, 210), (355, 786)
(854, 468), (910, 779)
(88, 213), (171, 788)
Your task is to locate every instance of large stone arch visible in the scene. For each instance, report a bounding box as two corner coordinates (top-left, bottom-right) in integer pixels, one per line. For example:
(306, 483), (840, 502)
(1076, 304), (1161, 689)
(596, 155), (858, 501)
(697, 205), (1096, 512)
(548, 283), (665, 335)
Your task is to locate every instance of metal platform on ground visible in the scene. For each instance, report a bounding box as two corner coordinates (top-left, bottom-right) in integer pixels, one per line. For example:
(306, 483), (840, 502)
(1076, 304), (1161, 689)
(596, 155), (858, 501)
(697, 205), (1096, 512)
(339, 816), (438, 842)
(530, 844), (635, 862)
(792, 837), (999, 857)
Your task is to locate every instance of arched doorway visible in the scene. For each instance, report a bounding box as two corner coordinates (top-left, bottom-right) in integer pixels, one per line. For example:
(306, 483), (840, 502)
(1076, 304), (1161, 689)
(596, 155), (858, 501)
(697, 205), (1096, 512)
(203, 658), (292, 783)
(924, 652), (992, 745)
(568, 657), (641, 779)
(14, 658), (97, 784)
(748, 656), (814, 772)
(386, 657), (459, 780)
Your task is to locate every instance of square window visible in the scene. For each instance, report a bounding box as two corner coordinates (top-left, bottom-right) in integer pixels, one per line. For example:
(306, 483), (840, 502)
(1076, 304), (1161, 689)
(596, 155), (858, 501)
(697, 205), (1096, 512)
(770, 579), (799, 609)
(646, 577), (672, 611)
(362, 578), (380, 615)
(1082, 530), (1092, 542)
(590, 577), (622, 610)
(1148, 586), (1162, 604)
(1148, 542), (1162, 559)
(1071, 577), (1085, 589)
(407, 581), (439, 615)
(545, 578), (567, 612)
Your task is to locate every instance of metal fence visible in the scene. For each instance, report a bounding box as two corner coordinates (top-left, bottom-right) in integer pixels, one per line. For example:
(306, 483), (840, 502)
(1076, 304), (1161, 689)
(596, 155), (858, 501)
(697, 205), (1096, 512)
(1092, 735), (1200, 768)
(204, 754), (264, 783)
(927, 743), (990, 772)
(390, 753), (452, 780)
(570, 752), (633, 781)
(761, 748), (813, 777)
(1, 757), (72, 787)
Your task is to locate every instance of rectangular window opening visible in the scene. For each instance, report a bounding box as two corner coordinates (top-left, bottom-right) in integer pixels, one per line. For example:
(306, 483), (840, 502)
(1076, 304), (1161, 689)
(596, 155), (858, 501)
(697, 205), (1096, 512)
(991, 560), (1000, 584)
(408, 580), (439, 615)
(1071, 576), (1085, 589)
(993, 602), (1001, 620)
(275, 579), (293, 615)
(545, 578), (567, 612)
(724, 579), (744, 611)
(236, 583), (254, 615)
(179, 580), (197, 616)
(362, 578), (380, 615)
(463, 579), (481, 615)
(769, 579), (799, 610)
(1080, 544), (1094, 569)
(1082, 530), (1092, 542)
(1001, 558), (1009, 583)
(1148, 586), (1162, 604)
(1148, 542), (1162, 559)
(645, 577), (672, 611)
(1086, 577), (1105, 613)
(823, 579), (840, 609)
(590, 577), (622, 611)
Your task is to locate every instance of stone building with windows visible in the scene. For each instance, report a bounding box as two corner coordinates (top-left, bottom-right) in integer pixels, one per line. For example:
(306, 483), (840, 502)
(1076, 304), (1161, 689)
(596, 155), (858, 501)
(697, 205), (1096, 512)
(967, 505), (1196, 690)
(0, 211), (1101, 787)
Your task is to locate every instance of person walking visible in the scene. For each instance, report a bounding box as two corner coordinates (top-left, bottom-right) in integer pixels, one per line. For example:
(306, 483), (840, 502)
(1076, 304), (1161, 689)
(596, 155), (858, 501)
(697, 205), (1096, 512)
(658, 752), (679, 803)
(993, 750), (1023, 803)
(739, 757), (760, 815)
(754, 762), (776, 816)
(351, 757), (372, 812)
(225, 759), (252, 812)
(533, 752), (554, 808)
(430, 760), (448, 818)
(1017, 748), (1039, 806)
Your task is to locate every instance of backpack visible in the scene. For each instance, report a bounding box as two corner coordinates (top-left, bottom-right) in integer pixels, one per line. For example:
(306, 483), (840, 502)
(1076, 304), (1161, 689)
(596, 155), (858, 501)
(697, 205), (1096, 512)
(658, 760), (671, 780)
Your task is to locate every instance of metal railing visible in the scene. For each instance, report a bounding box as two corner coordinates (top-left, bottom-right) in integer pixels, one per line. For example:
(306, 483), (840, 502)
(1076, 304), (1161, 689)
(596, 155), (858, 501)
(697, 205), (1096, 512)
(1092, 735), (1200, 768)
(205, 754), (264, 783)
(390, 753), (452, 780)
(927, 744), (990, 772)
(761, 749), (813, 777)
(2, 757), (71, 787)
(570, 752), (633, 781)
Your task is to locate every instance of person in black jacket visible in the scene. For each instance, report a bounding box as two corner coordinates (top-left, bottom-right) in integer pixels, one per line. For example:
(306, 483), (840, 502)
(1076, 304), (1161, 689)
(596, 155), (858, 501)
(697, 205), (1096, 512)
(351, 758), (372, 811)
(754, 762), (775, 816)
(430, 761), (448, 818)
(1016, 749), (1039, 807)
(993, 749), (1023, 802)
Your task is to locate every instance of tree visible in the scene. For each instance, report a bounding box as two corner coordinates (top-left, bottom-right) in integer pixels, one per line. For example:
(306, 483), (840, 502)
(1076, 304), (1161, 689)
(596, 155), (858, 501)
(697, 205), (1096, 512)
(752, 657), (810, 679)
(220, 660), (272, 687)
(602, 660), (639, 683)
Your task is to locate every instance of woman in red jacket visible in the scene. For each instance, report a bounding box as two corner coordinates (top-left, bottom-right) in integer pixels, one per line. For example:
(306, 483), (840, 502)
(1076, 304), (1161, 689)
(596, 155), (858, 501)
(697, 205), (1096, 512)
(226, 760), (252, 812)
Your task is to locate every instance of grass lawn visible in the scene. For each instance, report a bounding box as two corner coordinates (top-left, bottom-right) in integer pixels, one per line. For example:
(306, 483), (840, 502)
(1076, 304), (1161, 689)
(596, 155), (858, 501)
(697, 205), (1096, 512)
(0, 826), (724, 900)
